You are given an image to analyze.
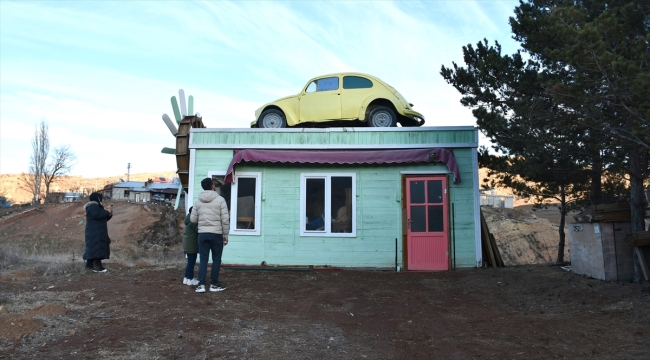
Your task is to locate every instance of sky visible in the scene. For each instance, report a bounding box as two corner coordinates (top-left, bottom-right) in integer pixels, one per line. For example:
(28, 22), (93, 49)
(0, 0), (521, 178)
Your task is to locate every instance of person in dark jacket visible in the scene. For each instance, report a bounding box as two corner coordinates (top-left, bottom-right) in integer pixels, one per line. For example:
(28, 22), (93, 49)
(182, 206), (199, 285)
(83, 192), (113, 273)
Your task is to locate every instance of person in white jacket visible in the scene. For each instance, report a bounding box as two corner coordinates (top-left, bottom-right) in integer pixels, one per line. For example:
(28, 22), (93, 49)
(190, 177), (230, 293)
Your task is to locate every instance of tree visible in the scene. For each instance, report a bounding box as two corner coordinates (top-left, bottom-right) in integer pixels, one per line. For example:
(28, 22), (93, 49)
(509, 0), (650, 234)
(25, 120), (49, 205)
(440, 0), (649, 265)
(43, 145), (77, 203)
(441, 39), (599, 263)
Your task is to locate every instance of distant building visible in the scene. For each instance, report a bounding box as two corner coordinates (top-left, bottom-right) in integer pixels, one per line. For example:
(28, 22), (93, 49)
(102, 177), (183, 205)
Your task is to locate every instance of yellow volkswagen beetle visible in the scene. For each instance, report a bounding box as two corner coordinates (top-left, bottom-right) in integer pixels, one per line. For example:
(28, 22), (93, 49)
(252, 73), (425, 128)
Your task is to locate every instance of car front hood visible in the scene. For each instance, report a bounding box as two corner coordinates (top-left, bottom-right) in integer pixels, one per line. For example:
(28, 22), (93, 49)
(255, 94), (299, 117)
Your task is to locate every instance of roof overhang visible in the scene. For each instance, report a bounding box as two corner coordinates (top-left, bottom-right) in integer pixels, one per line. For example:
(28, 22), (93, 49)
(225, 148), (460, 184)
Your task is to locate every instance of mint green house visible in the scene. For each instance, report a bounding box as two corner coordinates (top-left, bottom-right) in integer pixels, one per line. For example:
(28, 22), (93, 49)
(186, 126), (481, 270)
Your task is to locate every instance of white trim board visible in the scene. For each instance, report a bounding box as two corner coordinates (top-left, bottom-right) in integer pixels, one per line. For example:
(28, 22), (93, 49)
(190, 143), (478, 150)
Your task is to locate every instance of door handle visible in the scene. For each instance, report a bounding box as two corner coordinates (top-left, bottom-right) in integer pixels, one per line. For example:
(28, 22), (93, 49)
(407, 218), (412, 229)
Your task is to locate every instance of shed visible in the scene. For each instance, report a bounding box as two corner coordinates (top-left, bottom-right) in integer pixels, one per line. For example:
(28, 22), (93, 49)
(186, 126), (482, 270)
(568, 222), (635, 281)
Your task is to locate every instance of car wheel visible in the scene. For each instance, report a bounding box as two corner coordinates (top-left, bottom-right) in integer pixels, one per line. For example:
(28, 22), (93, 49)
(259, 109), (287, 128)
(367, 106), (397, 127)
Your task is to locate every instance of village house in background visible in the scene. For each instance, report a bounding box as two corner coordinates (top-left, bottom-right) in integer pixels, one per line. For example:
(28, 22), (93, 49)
(47, 191), (84, 203)
(102, 177), (183, 206)
(479, 189), (514, 209)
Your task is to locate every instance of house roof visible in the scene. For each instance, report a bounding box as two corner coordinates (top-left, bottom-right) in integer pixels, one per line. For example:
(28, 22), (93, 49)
(147, 182), (180, 190)
(112, 181), (147, 188)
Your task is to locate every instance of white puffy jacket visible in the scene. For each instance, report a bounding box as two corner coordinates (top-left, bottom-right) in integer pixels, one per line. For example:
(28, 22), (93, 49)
(190, 190), (230, 235)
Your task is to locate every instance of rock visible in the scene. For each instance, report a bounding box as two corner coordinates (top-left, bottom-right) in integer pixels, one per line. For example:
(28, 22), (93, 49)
(0, 305), (8, 314)
(600, 301), (633, 313)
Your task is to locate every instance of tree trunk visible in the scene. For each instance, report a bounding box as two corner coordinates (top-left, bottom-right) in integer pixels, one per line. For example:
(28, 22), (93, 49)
(557, 183), (567, 264)
(590, 154), (602, 205)
(629, 148), (648, 282)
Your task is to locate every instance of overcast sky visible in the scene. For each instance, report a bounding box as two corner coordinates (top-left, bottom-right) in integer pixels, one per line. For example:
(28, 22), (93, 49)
(0, 0), (521, 178)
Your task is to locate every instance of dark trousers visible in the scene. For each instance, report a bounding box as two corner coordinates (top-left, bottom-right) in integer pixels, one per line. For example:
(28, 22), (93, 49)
(198, 233), (224, 286)
(184, 253), (197, 279)
(86, 259), (103, 268)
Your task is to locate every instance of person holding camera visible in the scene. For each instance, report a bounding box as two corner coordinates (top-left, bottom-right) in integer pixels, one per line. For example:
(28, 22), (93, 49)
(83, 192), (113, 273)
(190, 177), (230, 293)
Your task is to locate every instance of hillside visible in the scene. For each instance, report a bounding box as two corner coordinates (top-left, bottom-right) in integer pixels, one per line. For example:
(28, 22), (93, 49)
(0, 171), (177, 205)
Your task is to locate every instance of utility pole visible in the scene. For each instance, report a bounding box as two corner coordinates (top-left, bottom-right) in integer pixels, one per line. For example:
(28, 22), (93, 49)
(127, 163), (131, 181)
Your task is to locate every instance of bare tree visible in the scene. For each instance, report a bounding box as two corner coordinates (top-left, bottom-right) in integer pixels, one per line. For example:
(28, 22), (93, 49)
(23, 120), (49, 205)
(43, 145), (77, 203)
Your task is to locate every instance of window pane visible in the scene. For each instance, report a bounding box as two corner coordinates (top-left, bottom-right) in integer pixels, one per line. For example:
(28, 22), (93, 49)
(411, 206), (426, 232)
(331, 177), (352, 233)
(428, 205), (444, 232)
(317, 77), (339, 92)
(306, 81), (317, 93)
(410, 181), (425, 204)
(427, 180), (443, 204)
(305, 178), (325, 231)
(343, 76), (373, 89)
(235, 177), (256, 230)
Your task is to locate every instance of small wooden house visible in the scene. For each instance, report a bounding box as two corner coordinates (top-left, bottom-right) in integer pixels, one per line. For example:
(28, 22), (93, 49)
(186, 126), (482, 270)
(568, 222), (636, 281)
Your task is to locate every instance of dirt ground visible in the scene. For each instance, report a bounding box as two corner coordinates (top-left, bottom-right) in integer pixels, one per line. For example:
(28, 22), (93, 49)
(2, 264), (650, 359)
(1, 203), (649, 359)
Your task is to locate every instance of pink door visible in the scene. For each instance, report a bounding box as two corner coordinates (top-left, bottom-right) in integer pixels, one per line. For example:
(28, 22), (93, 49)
(406, 177), (449, 270)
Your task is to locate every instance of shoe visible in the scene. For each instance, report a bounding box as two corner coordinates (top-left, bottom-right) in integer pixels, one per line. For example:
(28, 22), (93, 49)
(92, 261), (107, 273)
(195, 285), (206, 293)
(209, 284), (227, 292)
(189, 278), (199, 286)
(92, 265), (107, 273)
(183, 278), (189, 285)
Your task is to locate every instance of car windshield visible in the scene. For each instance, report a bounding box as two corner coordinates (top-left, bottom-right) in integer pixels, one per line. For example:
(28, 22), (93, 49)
(305, 77), (339, 93)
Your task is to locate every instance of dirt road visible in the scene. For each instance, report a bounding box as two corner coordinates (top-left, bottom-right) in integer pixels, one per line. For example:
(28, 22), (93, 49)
(1, 264), (649, 359)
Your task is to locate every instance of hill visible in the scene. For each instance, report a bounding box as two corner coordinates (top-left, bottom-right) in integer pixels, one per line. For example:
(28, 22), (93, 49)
(0, 171), (177, 205)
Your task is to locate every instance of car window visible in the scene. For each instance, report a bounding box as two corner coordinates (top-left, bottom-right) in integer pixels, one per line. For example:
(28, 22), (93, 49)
(304, 77), (340, 93)
(343, 76), (373, 89)
(306, 81), (317, 93)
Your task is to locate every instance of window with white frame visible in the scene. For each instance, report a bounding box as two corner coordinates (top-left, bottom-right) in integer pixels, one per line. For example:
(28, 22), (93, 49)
(229, 172), (261, 235)
(300, 173), (356, 237)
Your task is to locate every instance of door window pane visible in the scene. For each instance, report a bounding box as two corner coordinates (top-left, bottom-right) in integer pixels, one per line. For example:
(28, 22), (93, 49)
(411, 206), (426, 232)
(410, 181), (425, 204)
(427, 180), (443, 204)
(428, 205), (444, 232)
(305, 178), (325, 231)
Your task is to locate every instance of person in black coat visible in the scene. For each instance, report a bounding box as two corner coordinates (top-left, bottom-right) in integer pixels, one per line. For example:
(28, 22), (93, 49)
(83, 192), (113, 273)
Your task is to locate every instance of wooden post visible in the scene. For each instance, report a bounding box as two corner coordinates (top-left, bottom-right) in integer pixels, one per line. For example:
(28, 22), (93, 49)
(634, 247), (649, 281)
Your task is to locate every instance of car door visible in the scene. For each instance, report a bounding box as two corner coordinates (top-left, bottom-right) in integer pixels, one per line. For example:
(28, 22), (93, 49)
(299, 76), (341, 122)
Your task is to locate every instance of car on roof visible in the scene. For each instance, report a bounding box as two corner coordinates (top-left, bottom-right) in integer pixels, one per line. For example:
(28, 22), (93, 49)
(252, 73), (425, 128)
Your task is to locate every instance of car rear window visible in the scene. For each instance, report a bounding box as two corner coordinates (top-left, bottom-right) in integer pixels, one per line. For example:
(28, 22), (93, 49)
(343, 76), (373, 89)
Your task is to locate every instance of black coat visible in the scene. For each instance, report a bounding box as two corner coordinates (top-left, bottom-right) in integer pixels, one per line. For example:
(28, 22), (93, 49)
(83, 201), (112, 260)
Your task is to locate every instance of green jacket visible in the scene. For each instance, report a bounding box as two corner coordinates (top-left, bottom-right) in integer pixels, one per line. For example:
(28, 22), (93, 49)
(183, 213), (199, 254)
